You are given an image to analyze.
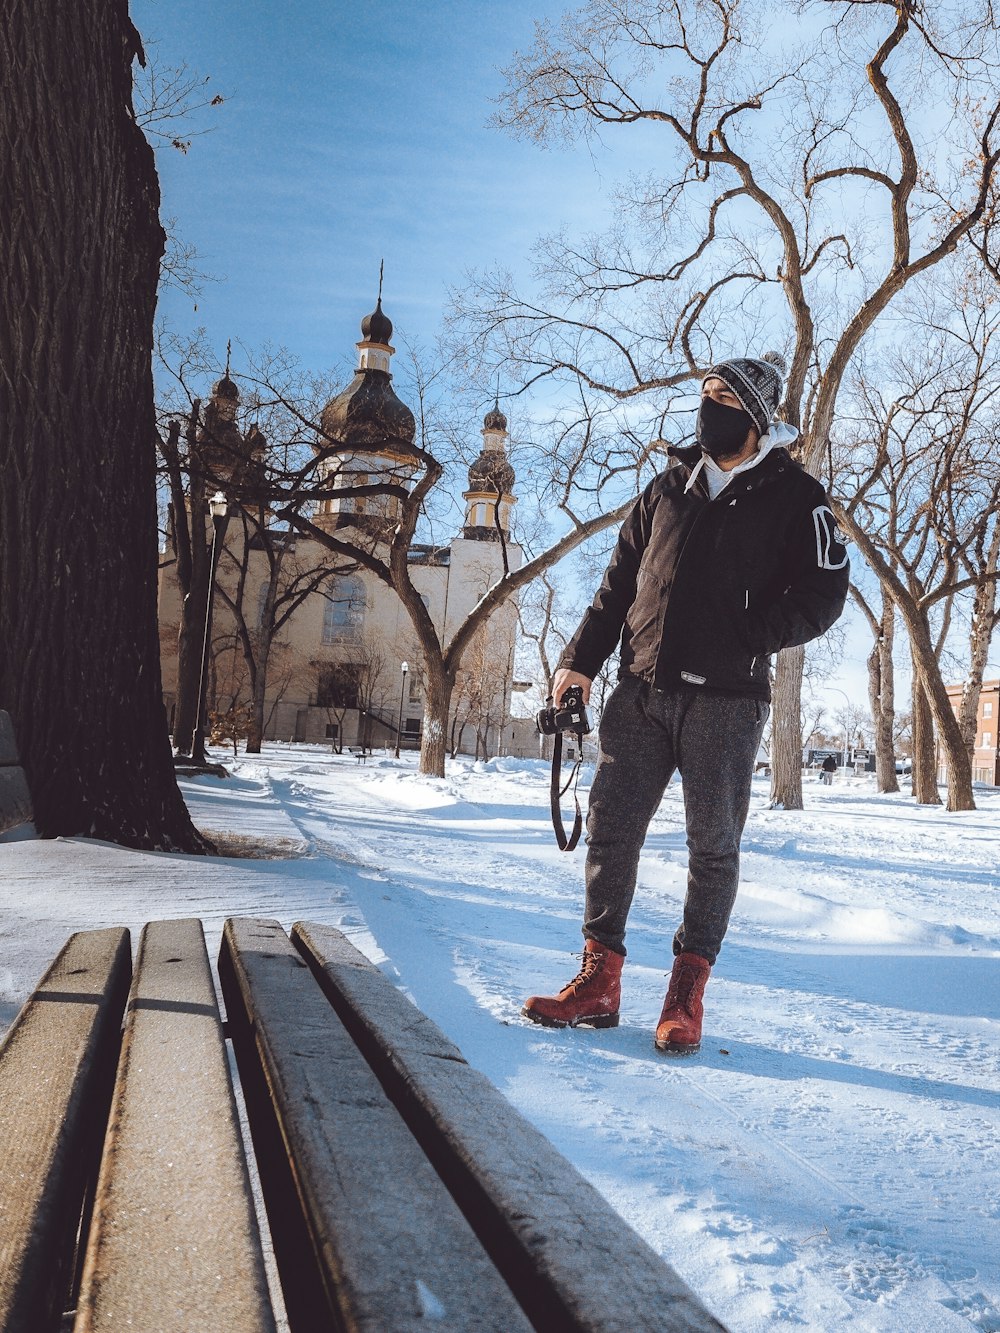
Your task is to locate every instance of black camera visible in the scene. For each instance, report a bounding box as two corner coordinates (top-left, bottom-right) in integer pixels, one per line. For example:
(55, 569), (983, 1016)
(536, 684), (591, 736)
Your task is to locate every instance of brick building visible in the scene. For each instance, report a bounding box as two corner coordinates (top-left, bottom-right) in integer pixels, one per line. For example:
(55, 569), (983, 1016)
(944, 679), (1000, 786)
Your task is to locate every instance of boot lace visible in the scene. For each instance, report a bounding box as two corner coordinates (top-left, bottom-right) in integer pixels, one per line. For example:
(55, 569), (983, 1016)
(666, 960), (701, 1013)
(565, 950), (603, 993)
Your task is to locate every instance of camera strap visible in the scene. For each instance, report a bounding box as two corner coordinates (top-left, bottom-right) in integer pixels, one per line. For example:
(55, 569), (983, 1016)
(550, 729), (585, 851)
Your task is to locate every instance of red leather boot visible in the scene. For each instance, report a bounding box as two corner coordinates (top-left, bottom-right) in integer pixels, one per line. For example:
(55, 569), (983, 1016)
(654, 952), (711, 1054)
(522, 939), (623, 1029)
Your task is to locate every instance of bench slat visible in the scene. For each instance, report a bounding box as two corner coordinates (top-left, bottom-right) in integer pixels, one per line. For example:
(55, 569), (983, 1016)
(220, 917), (534, 1333)
(292, 920), (727, 1333)
(73, 919), (276, 1333)
(0, 927), (131, 1333)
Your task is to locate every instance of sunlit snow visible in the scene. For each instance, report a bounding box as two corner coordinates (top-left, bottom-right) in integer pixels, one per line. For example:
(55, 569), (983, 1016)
(2, 745), (998, 1332)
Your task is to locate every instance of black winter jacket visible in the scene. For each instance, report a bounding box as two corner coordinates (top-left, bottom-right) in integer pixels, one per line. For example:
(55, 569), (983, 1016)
(560, 445), (849, 701)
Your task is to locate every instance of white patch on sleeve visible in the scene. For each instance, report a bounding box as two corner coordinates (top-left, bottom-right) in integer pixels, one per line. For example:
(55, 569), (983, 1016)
(812, 506), (848, 570)
(415, 1279), (447, 1320)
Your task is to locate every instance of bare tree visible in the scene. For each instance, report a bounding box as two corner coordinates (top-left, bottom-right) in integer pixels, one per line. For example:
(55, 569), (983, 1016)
(453, 0), (1000, 809)
(447, 623), (512, 760)
(832, 288), (1000, 809)
(157, 349), (356, 758)
(216, 504), (354, 754)
(850, 582), (899, 793)
(0, 0), (203, 849)
(353, 631), (391, 752)
(132, 48), (225, 155)
(517, 572), (566, 706)
(831, 703), (872, 761)
(237, 351), (637, 778)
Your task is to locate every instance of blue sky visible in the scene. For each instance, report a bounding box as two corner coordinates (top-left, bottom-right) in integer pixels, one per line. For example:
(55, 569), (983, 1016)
(133, 0), (636, 372)
(132, 0), (889, 714)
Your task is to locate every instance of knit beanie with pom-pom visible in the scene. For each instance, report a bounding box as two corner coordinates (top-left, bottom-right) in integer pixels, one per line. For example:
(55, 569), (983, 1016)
(702, 351), (787, 436)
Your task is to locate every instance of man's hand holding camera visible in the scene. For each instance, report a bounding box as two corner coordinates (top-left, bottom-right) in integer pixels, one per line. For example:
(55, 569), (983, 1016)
(552, 669), (592, 707)
(537, 671), (593, 738)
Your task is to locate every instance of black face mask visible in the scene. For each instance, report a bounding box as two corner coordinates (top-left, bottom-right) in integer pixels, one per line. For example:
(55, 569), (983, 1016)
(696, 395), (756, 460)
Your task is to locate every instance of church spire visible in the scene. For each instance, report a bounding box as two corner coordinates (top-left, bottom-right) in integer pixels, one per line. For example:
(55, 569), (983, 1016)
(357, 264), (393, 371)
(463, 392), (516, 541)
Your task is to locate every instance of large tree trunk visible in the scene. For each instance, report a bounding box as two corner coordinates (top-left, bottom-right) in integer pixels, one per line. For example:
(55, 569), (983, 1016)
(769, 646), (805, 809)
(420, 662), (456, 777)
(959, 534), (999, 759)
(160, 405), (210, 758)
(870, 596), (899, 794)
(0, 0), (204, 849)
(171, 486), (210, 757)
(245, 664), (267, 755)
(911, 672), (941, 806)
(241, 624), (269, 756)
(901, 611), (973, 812)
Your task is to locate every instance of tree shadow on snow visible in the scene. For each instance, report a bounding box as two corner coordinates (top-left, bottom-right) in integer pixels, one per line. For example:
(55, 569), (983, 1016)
(691, 1037), (1000, 1113)
(720, 943), (1000, 1021)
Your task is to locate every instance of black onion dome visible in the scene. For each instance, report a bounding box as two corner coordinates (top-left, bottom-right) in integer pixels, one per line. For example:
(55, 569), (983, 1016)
(211, 374), (239, 401)
(360, 297), (393, 345)
(469, 447), (515, 495)
(320, 370), (415, 451)
(245, 423), (267, 456)
(483, 403), (507, 432)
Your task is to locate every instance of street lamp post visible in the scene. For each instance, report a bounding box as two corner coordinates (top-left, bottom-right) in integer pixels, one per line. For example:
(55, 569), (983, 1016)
(394, 661), (409, 759)
(189, 491), (230, 766)
(825, 686), (854, 767)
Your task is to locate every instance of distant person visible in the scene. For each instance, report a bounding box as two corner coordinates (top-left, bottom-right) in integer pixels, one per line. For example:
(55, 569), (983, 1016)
(523, 353), (849, 1053)
(821, 754), (837, 785)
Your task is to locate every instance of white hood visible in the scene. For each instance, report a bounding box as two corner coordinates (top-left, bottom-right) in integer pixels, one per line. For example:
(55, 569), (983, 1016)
(684, 420), (799, 498)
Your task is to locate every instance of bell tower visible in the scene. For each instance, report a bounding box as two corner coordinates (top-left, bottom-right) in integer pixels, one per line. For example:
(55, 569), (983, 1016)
(462, 393), (517, 540)
(313, 279), (417, 537)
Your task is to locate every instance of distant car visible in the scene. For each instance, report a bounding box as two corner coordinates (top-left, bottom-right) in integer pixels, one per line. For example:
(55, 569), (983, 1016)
(894, 758), (912, 775)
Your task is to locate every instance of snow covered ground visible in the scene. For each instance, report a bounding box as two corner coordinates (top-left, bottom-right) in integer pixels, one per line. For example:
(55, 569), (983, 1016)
(2, 745), (998, 1332)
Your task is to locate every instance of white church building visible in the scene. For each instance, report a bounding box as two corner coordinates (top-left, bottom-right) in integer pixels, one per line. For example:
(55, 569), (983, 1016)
(158, 296), (523, 756)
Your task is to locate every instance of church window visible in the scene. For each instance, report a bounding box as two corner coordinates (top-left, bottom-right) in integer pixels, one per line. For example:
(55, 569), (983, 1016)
(322, 575), (366, 644)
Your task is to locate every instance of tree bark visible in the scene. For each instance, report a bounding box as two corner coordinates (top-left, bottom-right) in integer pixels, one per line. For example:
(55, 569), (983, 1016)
(871, 596), (899, 794)
(160, 408), (210, 755)
(958, 530), (1000, 759)
(911, 671), (941, 806)
(420, 664), (456, 778)
(769, 646), (804, 809)
(245, 648), (269, 754)
(170, 416), (211, 757)
(0, 0), (204, 848)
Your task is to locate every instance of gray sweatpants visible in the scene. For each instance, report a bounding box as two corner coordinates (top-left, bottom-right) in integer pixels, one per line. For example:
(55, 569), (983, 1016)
(583, 676), (769, 965)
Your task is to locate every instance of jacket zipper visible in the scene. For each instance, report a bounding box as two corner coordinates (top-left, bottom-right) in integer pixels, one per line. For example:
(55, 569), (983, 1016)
(745, 588), (757, 675)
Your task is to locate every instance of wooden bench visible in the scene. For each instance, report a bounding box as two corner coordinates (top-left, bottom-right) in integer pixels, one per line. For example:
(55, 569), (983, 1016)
(0, 917), (726, 1333)
(0, 710), (32, 834)
(348, 746), (369, 763)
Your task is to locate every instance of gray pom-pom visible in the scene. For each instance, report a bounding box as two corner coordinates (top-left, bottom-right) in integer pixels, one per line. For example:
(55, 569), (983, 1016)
(761, 350), (787, 375)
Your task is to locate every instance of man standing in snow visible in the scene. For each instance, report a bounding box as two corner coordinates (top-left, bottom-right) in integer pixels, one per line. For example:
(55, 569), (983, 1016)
(522, 353), (849, 1053)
